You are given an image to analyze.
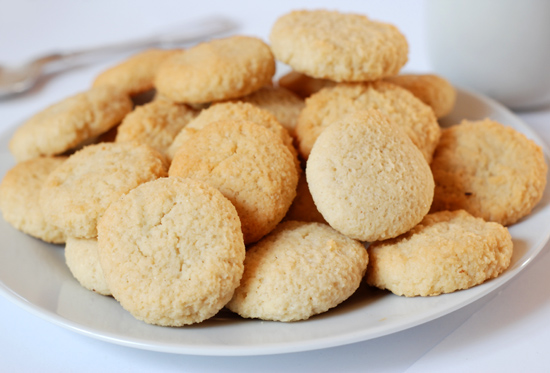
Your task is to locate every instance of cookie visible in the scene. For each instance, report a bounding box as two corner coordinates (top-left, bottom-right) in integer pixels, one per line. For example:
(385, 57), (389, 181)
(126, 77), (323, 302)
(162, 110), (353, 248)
(0, 156), (67, 243)
(430, 119), (548, 226)
(155, 35), (275, 104)
(97, 177), (245, 326)
(270, 10), (408, 82)
(278, 70), (336, 99)
(227, 220), (368, 322)
(169, 120), (299, 244)
(65, 237), (111, 296)
(92, 48), (179, 96)
(40, 142), (168, 239)
(366, 210), (513, 297)
(167, 101), (296, 166)
(9, 86), (133, 162)
(384, 73), (456, 118)
(306, 110), (434, 242)
(283, 171), (327, 224)
(230, 85), (305, 138)
(115, 99), (198, 157)
(295, 81), (440, 162)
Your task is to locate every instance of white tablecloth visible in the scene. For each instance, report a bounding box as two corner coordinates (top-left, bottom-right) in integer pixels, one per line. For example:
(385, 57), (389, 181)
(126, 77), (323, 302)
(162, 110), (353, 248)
(1, 1), (549, 371)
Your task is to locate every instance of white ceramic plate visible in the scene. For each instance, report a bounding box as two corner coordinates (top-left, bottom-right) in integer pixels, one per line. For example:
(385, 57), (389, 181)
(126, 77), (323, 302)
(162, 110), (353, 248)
(0, 87), (549, 356)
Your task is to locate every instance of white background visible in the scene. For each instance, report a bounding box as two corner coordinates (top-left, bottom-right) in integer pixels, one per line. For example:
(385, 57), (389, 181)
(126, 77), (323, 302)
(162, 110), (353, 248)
(1, 1), (550, 372)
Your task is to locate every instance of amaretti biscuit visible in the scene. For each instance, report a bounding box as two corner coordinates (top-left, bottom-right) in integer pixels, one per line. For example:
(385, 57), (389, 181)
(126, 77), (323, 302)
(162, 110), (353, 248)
(65, 237), (111, 296)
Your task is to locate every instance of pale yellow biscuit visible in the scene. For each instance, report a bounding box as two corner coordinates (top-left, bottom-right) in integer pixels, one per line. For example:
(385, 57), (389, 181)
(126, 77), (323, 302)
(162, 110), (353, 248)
(430, 119), (548, 226)
(65, 237), (111, 296)
(40, 142), (168, 239)
(384, 73), (456, 118)
(0, 156), (67, 243)
(278, 70), (336, 98)
(9, 86), (133, 162)
(227, 220), (368, 322)
(169, 120), (299, 244)
(115, 99), (198, 158)
(97, 177), (245, 326)
(231, 85), (305, 138)
(295, 81), (440, 162)
(270, 10), (408, 82)
(155, 35), (275, 104)
(93, 48), (179, 96)
(366, 210), (513, 297)
(167, 101), (296, 165)
(306, 110), (434, 242)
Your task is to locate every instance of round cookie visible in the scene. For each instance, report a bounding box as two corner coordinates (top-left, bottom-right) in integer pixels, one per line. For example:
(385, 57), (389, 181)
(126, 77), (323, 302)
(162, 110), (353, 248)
(366, 210), (513, 297)
(65, 237), (111, 296)
(0, 156), (67, 243)
(9, 86), (133, 162)
(384, 73), (456, 118)
(306, 110), (434, 242)
(227, 220), (368, 322)
(295, 81), (440, 162)
(155, 35), (275, 104)
(278, 70), (336, 99)
(169, 120), (299, 244)
(40, 142), (168, 239)
(97, 177), (245, 326)
(167, 101), (296, 165)
(92, 48), (179, 96)
(115, 99), (198, 157)
(269, 10), (408, 82)
(430, 119), (548, 226)
(231, 85), (305, 138)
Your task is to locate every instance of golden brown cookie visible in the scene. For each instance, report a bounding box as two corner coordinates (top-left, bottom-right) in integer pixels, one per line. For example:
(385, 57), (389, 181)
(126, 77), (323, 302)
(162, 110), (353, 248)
(92, 48), (179, 96)
(306, 110), (434, 242)
(270, 10), (408, 82)
(366, 210), (513, 297)
(169, 120), (299, 244)
(155, 35), (275, 104)
(384, 73), (456, 118)
(231, 85), (305, 138)
(40, 142), (168, 239)
(283, 171), (327, 224)
(295, 81), (440, 162)
(227, 220), (368, 322)
(115, 99), (198, 157)
(0, 156), (67, 243)
(166, 101), (296, 166)
(65, 237), (111, 296)
(430, 119), (548, 226)
(9, 86), (133, 162)
(97, 177), (245, 326)
(278, 70), (336, 98)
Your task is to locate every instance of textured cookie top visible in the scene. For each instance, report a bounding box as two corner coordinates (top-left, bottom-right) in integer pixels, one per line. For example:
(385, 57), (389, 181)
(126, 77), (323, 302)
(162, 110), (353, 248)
(226, 220), (368, 322)
(167, 101), (296, 164)
(366, 210), (513, 297)
(0, 156), (67, 243)
(384, 74), (456, 118)
(295, 81), (440, 162)
(9, 86), (133, 162)
(115, 99), (198, 157)
(169, 120), (299, 244)
(270, 10), (408, 82)
(65, 237), (111, 296)
(231, 85), (305, 137)
(430, 119), (548, 226)
(155, 35), (275, 104)
(93, 48), (179, 96)
(40, 142), (168, 239)
(97, 177), (245, 326)
(306, 110), (434, 242)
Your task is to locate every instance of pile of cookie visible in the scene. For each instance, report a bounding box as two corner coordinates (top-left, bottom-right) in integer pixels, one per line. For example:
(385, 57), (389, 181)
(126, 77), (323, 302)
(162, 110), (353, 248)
(0, 10), (547, 326)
